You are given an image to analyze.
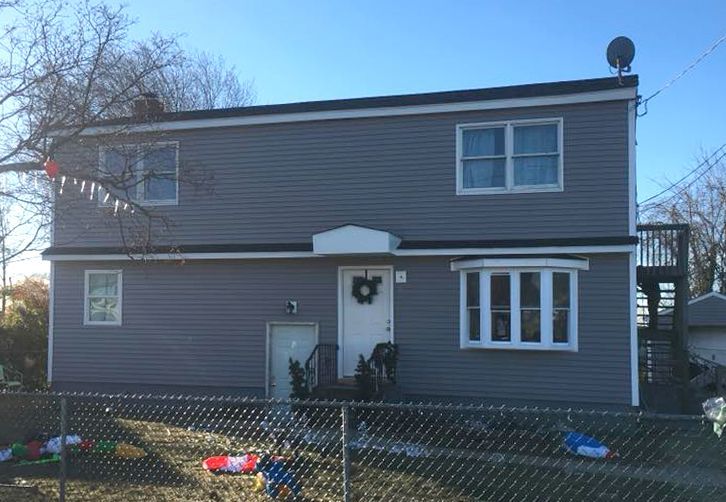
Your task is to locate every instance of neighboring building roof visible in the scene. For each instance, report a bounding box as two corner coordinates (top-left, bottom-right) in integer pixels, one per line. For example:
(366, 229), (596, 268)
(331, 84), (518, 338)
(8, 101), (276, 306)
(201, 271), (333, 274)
(67, 75), (638, 135)
(688, 292), (726, 328)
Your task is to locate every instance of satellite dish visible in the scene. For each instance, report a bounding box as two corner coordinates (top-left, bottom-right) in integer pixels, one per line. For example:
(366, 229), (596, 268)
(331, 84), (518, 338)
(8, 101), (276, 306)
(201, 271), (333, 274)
(607, 36), (635, 85)
(607, 36), (635, 71)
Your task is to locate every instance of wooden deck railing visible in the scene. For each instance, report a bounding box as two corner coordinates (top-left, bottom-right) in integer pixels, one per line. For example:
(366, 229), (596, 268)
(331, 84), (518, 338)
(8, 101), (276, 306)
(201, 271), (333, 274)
(636, 224), (689, 277)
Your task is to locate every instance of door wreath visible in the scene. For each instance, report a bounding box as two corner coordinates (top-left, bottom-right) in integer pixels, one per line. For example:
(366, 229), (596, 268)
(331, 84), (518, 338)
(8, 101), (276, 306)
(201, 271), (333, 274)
(352, 275), (382, 304)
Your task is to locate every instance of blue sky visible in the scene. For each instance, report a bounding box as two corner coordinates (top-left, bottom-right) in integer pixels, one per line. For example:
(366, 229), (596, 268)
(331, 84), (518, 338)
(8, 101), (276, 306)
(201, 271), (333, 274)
(8, 0), (726, 278)
(123, 0), (726, 202)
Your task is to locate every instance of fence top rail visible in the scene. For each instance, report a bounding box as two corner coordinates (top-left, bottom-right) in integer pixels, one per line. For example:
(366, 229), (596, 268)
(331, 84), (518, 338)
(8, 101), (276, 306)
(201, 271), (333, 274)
(0, 390), (708, 422)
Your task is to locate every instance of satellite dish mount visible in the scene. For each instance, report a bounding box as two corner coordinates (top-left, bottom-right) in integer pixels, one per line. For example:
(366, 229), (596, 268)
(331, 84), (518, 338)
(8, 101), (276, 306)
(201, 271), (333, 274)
(606, 36), (635, 85)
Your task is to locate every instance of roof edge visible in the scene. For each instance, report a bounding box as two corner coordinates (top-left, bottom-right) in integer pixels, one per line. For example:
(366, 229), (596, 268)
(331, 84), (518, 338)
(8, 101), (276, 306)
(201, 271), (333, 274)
(55, 75), (638, 136)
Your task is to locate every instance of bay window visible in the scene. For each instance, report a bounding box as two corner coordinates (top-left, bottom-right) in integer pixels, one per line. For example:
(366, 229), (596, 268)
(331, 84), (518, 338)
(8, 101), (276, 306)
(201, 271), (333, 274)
(453, 257), (585, 351)
(457, 119), (563, 194)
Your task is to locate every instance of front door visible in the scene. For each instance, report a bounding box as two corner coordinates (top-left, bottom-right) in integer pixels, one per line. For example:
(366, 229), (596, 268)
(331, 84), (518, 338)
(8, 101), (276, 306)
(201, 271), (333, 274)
(340, 268), (392, 376)
(268, 323), (317, 399)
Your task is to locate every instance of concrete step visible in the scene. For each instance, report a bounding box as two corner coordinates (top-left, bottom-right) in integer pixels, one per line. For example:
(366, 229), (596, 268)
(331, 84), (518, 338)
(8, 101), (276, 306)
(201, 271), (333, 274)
(312, 384), (359, 401)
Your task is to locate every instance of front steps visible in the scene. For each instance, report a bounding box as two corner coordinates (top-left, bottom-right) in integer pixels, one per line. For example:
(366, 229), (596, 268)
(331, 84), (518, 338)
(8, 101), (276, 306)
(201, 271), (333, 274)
(311, 378), (399, 401)
(312, 378), (359, 400)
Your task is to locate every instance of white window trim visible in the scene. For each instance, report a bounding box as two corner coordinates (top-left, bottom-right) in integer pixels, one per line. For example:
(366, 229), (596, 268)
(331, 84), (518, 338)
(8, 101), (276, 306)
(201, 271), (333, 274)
(98, 141), (179, 206)
(456, 118), (564, 195)
(457, 265), (579, 352)
(84, 270), (123, 326)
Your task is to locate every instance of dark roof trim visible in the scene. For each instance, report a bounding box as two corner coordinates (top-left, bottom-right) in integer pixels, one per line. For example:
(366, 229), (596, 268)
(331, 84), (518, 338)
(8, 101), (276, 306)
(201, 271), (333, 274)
(42, 243), (313, 255)
(43, 235), (637, 256)
(398, 236), (638, 250)
(88, 75), (638, 128)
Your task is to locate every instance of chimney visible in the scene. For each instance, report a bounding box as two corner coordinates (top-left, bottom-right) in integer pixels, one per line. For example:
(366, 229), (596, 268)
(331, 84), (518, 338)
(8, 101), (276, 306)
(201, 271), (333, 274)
(132, 92), (165, 120)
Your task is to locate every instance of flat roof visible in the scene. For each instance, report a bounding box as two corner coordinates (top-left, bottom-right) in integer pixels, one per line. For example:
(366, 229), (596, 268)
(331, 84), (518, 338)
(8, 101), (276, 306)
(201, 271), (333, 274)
(91, 75), (638, 128)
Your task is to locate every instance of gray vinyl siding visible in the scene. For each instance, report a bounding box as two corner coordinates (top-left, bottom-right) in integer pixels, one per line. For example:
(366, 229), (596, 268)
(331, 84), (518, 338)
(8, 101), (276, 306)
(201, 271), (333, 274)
(52, 253), (632, 407)
(688, 295), (726, 327)
(53, 99), (630, 248)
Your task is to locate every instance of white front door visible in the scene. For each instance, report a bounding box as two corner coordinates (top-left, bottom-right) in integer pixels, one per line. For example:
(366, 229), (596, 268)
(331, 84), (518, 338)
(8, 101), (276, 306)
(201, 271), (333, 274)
(268, 323), (317, 399)
(340, 268), (393, 376)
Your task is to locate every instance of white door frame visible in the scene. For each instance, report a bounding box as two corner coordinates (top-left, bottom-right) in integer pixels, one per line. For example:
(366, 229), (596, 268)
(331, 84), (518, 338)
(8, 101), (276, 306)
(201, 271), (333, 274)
(265, 321), (319, 398)
(337, 265), (395, 378)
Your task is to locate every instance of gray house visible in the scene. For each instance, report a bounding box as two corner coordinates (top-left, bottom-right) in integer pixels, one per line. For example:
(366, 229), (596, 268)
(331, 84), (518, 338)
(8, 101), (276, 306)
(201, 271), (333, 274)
(44, 75), (639, 409)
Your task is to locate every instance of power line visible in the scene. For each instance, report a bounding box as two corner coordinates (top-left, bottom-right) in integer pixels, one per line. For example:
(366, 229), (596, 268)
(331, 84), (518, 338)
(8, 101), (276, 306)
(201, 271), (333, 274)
(638, 32), (726, 115)
(638, 144), (726, 207)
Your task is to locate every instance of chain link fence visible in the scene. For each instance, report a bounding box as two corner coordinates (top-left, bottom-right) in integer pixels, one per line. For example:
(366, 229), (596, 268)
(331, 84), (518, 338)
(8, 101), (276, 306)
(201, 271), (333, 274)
(0, 391), (723, 501)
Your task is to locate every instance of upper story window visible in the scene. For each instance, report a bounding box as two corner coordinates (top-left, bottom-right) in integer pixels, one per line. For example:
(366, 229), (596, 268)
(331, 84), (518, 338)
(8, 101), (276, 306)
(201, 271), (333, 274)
(99, 142), (178, 205)
(453, 257), (586, 351)
(456, 119), (563, 195)
(84, 270), (122, 326)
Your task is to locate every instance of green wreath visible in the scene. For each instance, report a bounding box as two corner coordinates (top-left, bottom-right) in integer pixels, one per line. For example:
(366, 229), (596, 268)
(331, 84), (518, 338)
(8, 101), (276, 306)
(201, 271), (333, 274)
(352, 275), (382, 304)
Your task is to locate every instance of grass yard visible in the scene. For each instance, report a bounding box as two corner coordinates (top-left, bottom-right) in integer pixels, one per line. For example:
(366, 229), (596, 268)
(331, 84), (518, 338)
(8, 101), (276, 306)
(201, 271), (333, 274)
(0, 394), (724, 501)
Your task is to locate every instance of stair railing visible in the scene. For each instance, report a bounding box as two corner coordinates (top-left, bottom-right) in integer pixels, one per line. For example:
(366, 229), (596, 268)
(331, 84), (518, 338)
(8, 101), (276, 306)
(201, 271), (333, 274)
(367, 342), (398, 395)
(304, 344), (338, 392)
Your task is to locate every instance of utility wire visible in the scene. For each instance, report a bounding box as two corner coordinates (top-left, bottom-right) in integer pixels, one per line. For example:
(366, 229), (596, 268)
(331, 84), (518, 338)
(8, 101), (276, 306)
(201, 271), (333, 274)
(638, 144), (726, 207)
(638, 32), (726, 115)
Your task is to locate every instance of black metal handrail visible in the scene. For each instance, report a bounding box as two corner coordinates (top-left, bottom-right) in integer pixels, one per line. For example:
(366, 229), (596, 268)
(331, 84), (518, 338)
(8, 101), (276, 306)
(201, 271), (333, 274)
(367, 342), (398, 395)
(304, 344), (338, 392)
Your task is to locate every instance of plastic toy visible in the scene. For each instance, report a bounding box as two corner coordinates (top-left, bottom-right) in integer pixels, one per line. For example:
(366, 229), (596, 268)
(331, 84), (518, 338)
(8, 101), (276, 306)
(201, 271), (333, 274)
(43, 435), (82, 454)
(115, 442), (147, 459)
(203, 454), (260, 474)
(563, 431), (617, 459)
(0, 435), (144, 463)
(703, 397), (726, 437)
(16, 454), (60, 466)
(258, 459), (300, 499)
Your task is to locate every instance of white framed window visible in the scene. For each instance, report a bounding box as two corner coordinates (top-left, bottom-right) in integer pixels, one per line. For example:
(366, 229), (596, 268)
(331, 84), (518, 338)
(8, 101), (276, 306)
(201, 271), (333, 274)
(456, 118), (563, 195)
(99, 142), (179, 205)
(84, 270), (122, 326)
(454, 257), (585, 351)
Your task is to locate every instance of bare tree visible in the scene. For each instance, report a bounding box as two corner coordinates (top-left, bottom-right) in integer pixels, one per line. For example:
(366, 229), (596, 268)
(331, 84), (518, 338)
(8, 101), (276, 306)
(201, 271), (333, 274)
(641, 151), (726, 296)
(0, 0), (254, 264)
(143, 50), (255, 112)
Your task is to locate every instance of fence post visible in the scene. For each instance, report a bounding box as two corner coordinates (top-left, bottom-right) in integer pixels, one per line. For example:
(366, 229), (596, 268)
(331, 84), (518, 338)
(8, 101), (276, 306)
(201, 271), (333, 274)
(59, 396), (67, 502)
(341, 404), (351, 502)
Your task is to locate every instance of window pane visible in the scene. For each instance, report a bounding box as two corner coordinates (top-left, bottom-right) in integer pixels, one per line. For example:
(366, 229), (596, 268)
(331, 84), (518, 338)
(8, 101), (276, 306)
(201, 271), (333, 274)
(143, 146), (176, 173)
(102, 149), (127, 177)
(490, 274), (511, 342)
(469, 308), (481, 342)
(89, 297), (118, 322)
(88, 273), (118, 296)
(491, 274), (510, 307)
(102, 146), (140, 176)
(491, 311), (511, 342)
(462, 128), (504, 157)
(513, 124), (558, 154)
(144, 173), (176, 201)
(101, 147), (139, 200)
(521, 310), (541, 342)
(554, 310), (569, 343)
(463, 159), (506, 189)
(553, 272), (570, 308)
(520, 272), (540, 308)
(513, 156), (559, 186)
(466, 272), (480, 307)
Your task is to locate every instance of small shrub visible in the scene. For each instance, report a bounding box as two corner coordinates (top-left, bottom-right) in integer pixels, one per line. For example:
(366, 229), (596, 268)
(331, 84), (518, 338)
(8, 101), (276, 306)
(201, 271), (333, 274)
(354, 355), (375, 401)
(288, 358), (309, 399)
